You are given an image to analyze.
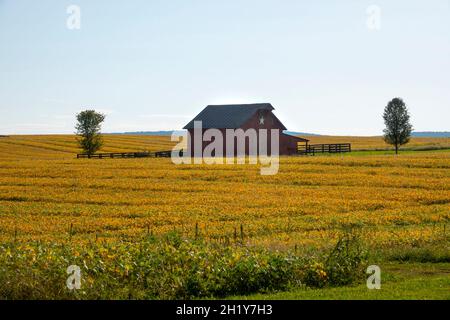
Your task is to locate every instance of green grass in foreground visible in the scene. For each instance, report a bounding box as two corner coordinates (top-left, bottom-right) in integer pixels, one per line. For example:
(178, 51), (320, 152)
(229, 263), (450, 300)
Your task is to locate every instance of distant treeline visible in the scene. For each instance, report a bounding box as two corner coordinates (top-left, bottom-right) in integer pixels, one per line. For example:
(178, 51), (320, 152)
(411, 132), (450, 138)
(111, 130), (320, 136)
(112, 131), (185, 136)
(109, 130), (450, 138)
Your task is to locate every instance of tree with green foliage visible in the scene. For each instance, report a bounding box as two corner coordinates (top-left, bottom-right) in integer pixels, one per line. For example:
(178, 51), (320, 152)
(383, 98), (413, 154)
(75, 110), (105, 155)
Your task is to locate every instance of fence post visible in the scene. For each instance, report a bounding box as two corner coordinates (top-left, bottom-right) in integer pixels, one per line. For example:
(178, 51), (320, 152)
(195, 222), (199, 240)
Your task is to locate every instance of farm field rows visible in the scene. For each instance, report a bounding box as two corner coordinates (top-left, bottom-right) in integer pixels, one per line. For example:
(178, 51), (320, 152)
(0, 135), (449, 251)
(305, 135), (450, 151)
(0, 134), (177, 160)
(0, 134), (449, 160)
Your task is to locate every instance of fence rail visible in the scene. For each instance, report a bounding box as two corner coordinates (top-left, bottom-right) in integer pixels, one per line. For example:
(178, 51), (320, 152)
(76, 150), (182, 159)
(297, 143), (351, 155)
(77, 144), (351, 158)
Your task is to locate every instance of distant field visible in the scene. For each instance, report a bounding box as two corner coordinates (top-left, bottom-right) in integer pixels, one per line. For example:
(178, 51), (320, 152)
(0, 134), (448, 299)
(0, 134), (176, 160)
(303, 135), (450, 151)
(0, 134), (449, 161)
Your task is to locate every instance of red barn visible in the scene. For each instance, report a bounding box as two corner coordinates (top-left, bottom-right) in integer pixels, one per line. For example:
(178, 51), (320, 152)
(183, 103), (308, 156)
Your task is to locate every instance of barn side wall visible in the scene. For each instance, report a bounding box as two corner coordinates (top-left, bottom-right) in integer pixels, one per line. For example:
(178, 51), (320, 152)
(186, 111), (302, 156)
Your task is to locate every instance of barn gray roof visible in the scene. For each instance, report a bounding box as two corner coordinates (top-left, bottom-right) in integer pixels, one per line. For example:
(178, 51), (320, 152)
(183, 103), (276, 129)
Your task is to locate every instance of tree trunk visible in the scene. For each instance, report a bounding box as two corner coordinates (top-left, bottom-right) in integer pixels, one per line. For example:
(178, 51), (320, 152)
(395, 144), (398, 154)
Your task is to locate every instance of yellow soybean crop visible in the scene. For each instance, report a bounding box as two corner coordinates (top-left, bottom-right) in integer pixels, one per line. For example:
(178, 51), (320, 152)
(0, 134), (449, 250)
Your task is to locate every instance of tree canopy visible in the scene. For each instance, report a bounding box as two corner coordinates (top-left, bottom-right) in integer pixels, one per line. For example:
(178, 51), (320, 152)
(383, 98), (413, 154)
(75, 110), (106, 155)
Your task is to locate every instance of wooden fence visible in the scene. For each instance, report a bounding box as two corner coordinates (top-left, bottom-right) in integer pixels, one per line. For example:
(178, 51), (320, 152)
(297, 143), (351, 155)
(76, 150), (182, 159)
(78, 144), (351, 158)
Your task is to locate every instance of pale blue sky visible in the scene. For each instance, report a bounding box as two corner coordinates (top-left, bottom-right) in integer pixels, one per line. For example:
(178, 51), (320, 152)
(0, 0), (449, 135)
